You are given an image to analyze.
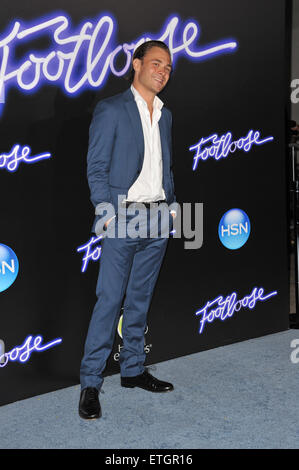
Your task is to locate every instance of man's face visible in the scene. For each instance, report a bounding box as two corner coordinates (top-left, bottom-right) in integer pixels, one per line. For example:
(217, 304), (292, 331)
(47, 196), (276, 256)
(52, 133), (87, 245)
(133, 46), (172, 95)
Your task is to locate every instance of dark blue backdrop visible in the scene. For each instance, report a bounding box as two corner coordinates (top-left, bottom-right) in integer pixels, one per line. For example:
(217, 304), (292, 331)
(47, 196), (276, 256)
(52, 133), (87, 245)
(0, 0), (290, 406)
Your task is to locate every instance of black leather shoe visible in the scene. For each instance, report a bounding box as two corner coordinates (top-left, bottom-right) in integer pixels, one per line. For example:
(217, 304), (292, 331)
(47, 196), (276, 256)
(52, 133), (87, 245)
(121, 369), (174, 393)
(79, 387), (102, 419)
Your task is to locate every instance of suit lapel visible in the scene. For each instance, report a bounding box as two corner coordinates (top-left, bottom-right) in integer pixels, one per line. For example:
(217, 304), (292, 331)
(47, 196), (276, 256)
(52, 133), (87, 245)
(123, 89), (144, 163)
(122, 88), (170, 167)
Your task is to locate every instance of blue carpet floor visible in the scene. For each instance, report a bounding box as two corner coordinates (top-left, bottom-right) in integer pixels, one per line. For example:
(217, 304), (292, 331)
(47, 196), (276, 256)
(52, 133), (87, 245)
(0, 330), (299, 449)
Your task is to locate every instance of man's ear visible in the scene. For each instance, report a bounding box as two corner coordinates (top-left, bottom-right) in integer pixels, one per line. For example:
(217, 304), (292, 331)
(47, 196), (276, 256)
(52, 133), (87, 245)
(132, 58), (141, 74)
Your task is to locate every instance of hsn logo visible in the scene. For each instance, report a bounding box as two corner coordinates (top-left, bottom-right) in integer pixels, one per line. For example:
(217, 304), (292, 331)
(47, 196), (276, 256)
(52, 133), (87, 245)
(218, 209), (250, 250)
(0, 244), (19, 292)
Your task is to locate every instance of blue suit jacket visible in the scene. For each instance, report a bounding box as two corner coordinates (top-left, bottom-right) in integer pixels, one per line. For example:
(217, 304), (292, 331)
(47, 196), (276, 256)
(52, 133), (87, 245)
(87, 88), (176, 234)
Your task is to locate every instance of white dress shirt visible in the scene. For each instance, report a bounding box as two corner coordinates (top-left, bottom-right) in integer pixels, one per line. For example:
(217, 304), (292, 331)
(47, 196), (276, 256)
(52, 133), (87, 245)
(126, 85), (166, 202)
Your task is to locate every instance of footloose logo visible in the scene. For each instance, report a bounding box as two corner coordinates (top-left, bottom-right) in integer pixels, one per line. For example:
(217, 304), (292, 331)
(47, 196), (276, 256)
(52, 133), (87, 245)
(0, 13), (237, 107)
(0, 243), (19, 292)
(0, 144), (52, 172)
(189, 129), (274, 171)
(0, 334), (62, 367)
(77, 235), (103, 273)
(218, 209), (250, 250)
(77, 230), (176, 273)
(195, 287), (277, 334)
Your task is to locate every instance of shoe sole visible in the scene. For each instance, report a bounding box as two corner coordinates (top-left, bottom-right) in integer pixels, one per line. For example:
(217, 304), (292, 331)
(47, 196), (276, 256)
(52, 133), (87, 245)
(78, 410), (102, 420)
(121, 383), (174, 393)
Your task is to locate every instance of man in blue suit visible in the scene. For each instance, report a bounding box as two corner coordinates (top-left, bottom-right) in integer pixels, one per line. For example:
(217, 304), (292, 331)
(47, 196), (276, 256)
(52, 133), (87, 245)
(79, 40), (177, 419)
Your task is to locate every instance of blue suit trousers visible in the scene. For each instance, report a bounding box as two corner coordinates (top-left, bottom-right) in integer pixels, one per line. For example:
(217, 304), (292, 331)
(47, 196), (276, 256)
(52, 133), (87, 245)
(80, 207), (171, 390)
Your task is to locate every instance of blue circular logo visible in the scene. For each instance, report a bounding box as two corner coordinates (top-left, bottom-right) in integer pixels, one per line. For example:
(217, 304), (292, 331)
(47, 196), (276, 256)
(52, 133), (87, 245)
(0, 244), (19, 292)
(218, 209), (251, 250)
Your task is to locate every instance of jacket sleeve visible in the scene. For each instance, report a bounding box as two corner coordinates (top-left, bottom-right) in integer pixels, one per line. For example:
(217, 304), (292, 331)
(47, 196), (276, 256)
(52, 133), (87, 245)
(87, 100), (117, 211)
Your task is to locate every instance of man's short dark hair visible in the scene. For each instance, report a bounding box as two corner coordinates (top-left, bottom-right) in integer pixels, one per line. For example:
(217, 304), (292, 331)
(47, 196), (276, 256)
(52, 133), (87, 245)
(127, 40), (171, 83)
